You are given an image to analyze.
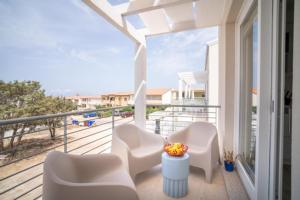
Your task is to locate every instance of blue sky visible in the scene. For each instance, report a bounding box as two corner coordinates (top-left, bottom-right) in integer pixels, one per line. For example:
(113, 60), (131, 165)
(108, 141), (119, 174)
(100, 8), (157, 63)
(0, 0), (218, 96)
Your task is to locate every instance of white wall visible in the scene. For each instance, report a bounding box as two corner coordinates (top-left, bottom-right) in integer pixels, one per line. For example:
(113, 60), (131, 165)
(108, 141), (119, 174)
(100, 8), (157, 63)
(292, 1), (300, 199)
(219, 21), (239, 165)
(218, 24), (226, 160)
(162, 91), (172, 104)
(207, 41), (220, 138)
(224, 23), (236, 152)
(88, 98), (102, 107)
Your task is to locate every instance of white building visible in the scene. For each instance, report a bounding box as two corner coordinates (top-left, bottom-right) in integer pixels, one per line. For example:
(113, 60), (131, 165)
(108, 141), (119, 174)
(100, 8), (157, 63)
(137, 88), (204, 105)
(177, 40), (218, 106)
(66, 95), (102, 110)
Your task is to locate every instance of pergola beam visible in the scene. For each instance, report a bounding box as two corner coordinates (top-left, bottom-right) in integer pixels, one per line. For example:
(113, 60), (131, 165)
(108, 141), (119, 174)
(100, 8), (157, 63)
(141, 20), (197, 37)
(84, 0), (145, 45)
(115, 0), (200, 17)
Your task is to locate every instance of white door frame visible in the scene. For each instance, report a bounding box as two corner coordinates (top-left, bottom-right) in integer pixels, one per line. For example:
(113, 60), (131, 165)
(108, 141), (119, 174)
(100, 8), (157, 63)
(234, 0), (257, 199)
(269, 0), (284, 199)
(292, 1), (300, 199)
(256, 0), (273, 199)
(234, 0), (274, 199)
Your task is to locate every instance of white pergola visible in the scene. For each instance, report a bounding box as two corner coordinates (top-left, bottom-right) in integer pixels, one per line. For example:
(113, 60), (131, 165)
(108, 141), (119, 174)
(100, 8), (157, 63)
(84, 0), (229, 128)
(178, 71), (208, 99)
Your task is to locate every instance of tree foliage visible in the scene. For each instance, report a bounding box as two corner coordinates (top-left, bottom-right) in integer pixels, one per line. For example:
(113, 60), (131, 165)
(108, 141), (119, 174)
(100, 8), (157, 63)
(41, 96), (75, 140)
(0, 81), (76, 151)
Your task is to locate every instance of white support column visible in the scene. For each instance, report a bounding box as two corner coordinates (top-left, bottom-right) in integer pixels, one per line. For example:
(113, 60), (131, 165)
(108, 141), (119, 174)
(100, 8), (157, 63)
(178, 79), (183, 101)
(191, 90), (195, 99)
(134, 43), (147, 128)
(188, 85), (192, 99)
(184, 84), (188, 99)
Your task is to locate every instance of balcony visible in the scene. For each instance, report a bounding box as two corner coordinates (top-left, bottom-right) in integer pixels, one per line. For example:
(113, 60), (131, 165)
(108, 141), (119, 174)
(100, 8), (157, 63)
(0, 105), (248, 200)
(0, 0), (298, 198)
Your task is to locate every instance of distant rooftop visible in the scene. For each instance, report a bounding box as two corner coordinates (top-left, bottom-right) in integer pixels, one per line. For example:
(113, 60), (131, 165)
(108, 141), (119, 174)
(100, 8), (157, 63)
(65, 87), (208, 100)
(65, 95), (102, 100)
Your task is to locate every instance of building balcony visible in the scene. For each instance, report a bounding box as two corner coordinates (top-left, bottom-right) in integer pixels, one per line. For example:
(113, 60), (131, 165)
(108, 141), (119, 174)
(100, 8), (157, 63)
(0, 105), (248, 200)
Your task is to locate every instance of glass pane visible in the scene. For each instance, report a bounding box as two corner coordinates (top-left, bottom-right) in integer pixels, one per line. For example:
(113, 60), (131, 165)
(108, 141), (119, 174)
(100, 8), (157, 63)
(249, 18), (258, 172)
(240, 16), (258, 181)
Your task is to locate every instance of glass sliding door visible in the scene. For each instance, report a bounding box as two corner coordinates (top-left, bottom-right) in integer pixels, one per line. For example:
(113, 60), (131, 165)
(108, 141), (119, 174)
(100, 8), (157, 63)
(239, 9), (258, 182)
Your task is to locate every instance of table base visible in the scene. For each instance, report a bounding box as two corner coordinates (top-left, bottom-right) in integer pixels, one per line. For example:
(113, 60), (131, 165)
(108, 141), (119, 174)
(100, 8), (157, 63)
(163, 177), (188, 198)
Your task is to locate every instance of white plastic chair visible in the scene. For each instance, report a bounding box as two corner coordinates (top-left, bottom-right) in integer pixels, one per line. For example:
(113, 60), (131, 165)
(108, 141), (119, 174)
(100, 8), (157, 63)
(111, 124), (165, 178)
(168, 122), (220, 183)
(43, 151), (139, 200)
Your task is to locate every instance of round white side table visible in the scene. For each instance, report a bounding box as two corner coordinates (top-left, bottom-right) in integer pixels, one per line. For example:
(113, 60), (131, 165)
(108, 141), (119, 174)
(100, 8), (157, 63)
(162, 152), (189, 198)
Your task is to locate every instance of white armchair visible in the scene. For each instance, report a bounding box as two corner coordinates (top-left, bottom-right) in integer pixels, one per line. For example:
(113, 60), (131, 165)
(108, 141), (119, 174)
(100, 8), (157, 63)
(111, 124), (165, 178)
(168, 122), (220, 183)
(43, 151), (139, 200)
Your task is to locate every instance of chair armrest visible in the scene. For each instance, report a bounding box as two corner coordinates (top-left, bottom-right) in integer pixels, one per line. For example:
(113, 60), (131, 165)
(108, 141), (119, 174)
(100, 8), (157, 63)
(202, 133), (219, 165)
(111, 133), (132, 170)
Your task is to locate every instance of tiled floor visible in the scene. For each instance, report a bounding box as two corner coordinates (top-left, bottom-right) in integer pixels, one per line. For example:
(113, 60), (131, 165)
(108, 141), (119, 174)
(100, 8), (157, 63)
(222, 168), (249, 200)
(135, 165), (228, 200)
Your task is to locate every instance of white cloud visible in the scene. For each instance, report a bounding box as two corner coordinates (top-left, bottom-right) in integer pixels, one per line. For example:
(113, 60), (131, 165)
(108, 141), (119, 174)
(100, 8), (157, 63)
(148, 27), (218, 74)
(69, 0), (95, 19)
(55, 45), (121, 62)
(0, 11), (57, 49)
(162, 27), (218, 50)
(47, 88), (72, 96)
(70, 49), (96, 62)
(106, 47), (121, 54)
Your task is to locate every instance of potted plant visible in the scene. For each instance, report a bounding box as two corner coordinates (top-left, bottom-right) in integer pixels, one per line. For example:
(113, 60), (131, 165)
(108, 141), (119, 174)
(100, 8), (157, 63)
(224, 149), (234, 172)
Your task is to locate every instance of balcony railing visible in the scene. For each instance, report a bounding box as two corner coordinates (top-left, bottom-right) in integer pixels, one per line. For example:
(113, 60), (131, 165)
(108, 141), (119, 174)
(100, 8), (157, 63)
(171, 97), (208, 106)
(0, 104), (219, 199)
(146, 104), (220, 138)
(0, 106), (133, 199)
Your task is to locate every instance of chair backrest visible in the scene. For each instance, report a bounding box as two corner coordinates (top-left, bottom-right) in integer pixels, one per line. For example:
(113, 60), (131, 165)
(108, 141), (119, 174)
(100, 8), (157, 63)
(45, 151), (78, 183)
(114, 124), (140, 149)
(185, 122), (217, 147)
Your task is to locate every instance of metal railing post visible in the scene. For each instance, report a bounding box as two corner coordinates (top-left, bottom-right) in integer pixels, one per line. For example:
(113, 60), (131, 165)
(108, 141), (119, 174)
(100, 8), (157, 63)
(155, 119), (160, 134)
(215, 107), (219, 128)
(172, 106), (175, 132)
(112, 108), (115, 129)
(63, 116), (67, 153)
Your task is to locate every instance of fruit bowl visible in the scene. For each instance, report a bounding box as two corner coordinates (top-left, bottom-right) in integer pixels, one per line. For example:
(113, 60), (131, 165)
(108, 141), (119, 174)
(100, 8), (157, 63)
(164, 143), (188, 157)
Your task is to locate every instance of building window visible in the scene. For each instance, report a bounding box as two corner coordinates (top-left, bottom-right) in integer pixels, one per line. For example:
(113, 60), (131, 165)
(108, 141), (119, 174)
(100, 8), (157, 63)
(147, 95), (162, 100)
(239, 8), (258, 182)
